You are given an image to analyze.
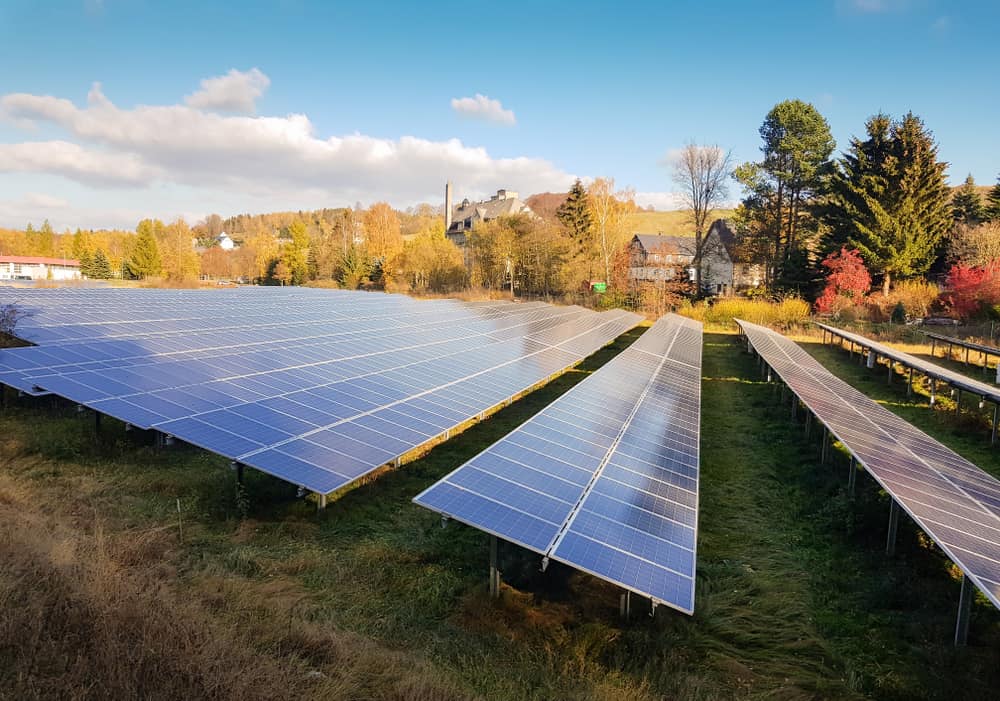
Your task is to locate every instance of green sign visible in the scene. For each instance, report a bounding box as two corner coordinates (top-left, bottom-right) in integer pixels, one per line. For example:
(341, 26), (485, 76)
(591, 282), (607, 294)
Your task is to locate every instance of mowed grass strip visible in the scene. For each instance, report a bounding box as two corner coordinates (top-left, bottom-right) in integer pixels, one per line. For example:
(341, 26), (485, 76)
(0, 326), (997, 699)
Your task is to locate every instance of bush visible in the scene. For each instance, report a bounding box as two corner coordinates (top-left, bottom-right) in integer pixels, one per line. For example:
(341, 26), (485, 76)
(866, 279), (940, 321)
(942, 261), (1000, 319)
(678, 297), (811, 328)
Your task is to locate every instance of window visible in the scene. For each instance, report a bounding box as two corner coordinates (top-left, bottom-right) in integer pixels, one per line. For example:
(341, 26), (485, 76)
(12, 263), (22, 274)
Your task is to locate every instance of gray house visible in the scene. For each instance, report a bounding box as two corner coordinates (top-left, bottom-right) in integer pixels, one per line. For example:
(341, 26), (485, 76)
(629, 221), (762, 295)
(444, 183), (534, 247)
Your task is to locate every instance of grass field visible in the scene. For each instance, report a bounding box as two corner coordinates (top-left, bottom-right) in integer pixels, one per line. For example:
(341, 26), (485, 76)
(627, 210), (736, 237)
(1, 326), (998, 700)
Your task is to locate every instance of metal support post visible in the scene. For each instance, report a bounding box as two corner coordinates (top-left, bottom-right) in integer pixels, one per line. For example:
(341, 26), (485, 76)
(954, 574), (974, 646)
(887, 361), (893, 385)
(907, 367), (914, 398)
(236, 462), (245, 485)
(956, 389), (962, 417)
(804, 412), (812, 439)
(821, 428), (829, 464)
(317, 493), (328, 510)
(791, 396), (798, 420)
(848, 455), (857, 497)
(930, 379), (937, 407)
(867, 350), (875, 369)
(965, 347), (970, 365)
(886, 499), (900, 556)
(930, 338), (936, 357)
(766, 367), (773, 383)
(780, 382), (787, 403)
(993, 404), (999, 446)
(619, 589), (631, 620)
(488, 535), (500, 599)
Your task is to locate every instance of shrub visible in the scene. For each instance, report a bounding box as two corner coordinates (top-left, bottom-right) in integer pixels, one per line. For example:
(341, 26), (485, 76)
(815, 247), (871, 315)
(941, 261), (1000, 319)
(678, 297), (811, 328)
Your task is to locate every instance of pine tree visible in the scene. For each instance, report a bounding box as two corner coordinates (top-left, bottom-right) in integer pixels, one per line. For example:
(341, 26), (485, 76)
(556, 179), (593, 253)
(952, 174), (984, 224)
(90, 249), (112, 279)
(818, 112), (950, 294)
(127, 221), (163, 279)
(986, 174), (1000, 221)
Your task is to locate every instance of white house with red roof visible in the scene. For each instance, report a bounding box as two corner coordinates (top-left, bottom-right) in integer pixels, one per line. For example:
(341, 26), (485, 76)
(0, 255), (81, 281)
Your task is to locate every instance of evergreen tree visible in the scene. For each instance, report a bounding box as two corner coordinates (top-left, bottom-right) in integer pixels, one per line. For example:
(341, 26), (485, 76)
(734, 99), (835, 284)
(126, 221), (163, 279)
(556, 179), (593, 253)
(986, 174), (1000, 221)
(818, 112), (950, 294)
(90, 249), (112, 279)
(952, 174), (984, 224)
(78, 250), (93, 277)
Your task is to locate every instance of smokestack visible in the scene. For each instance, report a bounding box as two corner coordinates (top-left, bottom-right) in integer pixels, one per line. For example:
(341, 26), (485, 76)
(444, 181), (453, 232)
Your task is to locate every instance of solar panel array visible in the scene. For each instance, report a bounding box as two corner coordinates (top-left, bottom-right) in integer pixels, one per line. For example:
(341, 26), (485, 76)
(0, 287), (642, 494)
(817, 322), (1000, 404)
(414, 314), (703, 614)
(738, 319), (1000, 611)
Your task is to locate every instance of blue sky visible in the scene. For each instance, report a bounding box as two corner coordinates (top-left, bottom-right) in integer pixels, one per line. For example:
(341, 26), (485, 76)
(0, 0), (997, 230)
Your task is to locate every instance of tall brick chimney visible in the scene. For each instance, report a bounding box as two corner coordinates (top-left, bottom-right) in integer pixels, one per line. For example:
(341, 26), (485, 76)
(444, 181), (453, 232)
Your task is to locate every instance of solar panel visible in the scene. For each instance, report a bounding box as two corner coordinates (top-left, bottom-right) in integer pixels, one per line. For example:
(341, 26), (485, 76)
(413, 313), (703, 614)
(738, 319), (1000, 613)
(0, 287), (641, 497)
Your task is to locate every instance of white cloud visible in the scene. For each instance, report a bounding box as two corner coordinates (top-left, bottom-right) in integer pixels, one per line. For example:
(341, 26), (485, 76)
(633, 191), (687, 211)
(0, 140), (159, 186)
(0, 81), (574, 211)
(451, 94), (516, 126)
(184, 68), (271, 114)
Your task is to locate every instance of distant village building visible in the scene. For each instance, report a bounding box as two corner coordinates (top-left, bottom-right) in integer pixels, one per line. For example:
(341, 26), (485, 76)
(627, 220), (764, 295)
(444, 182), (535, 247)
(216, 232), (236, 250)
(0, 255), (81, 282)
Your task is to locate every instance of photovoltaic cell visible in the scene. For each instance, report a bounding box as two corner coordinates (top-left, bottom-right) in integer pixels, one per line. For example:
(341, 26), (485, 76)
(738, 319), (1000, 611)
(414, 313), (703, 614)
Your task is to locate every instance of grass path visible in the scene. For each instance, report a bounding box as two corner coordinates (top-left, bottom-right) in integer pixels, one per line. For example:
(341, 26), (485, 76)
(0, 328), (997, 699)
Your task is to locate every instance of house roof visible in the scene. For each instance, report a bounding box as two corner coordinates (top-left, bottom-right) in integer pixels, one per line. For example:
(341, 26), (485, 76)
(632, 234), (695, 256)
(0, 255), (80, 267)
(707, 219), (739, 258)
(448, 192), (533, 232)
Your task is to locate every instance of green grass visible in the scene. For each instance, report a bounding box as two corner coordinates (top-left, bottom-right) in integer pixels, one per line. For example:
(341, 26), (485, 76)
(1, 328), (998, 700)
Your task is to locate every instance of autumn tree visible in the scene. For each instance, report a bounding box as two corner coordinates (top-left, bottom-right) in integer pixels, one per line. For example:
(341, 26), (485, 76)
(818, 112), (950, 294)
(396, 224), (466, 292)
(734, 99), (835, 285)
(363, 202), (402, 263)
(671, 143), (733, 293)
(127, 219), (164, 279)
(277, 220), (310, 285)
(949, 220), (1000, 267)
(158, 219), (200, 281)
(587, 178), (634, 289)
(952, 174), (984, 224)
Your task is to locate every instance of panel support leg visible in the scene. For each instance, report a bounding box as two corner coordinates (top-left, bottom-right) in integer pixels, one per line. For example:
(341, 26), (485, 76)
(619, 589), (631, 620)
(956, 388), (962, 417)
(848, 455), (857, 498)
(236, 462), (245, 485)
(886, 499), (899, 556)
(821, 428), (829, 465)
(930, 379), (937, 407)
(954, 574), (974, 646)
(791, 396), (798, 420)
(867, 350), (875, 369)
(887, 361), (893, 385)
(992, 404), (999, 446)
(907, 367), (914, 398)
(317, 493), (328, 511)
(488, 535), (500, 599)
(804, 412), (812, 439)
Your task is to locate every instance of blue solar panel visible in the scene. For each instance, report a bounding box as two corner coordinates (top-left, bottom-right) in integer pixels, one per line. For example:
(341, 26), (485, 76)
(1, 287), (641, 498)
(414, 313), (703, 614)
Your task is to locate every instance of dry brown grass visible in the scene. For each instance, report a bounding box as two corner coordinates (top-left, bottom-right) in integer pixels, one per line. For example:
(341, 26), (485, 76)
(0, 473), (468, 701)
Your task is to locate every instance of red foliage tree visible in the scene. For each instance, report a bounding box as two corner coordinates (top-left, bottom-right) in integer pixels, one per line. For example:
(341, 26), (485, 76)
(942, 261), (1000, 318)
(815, 247), (871, 314)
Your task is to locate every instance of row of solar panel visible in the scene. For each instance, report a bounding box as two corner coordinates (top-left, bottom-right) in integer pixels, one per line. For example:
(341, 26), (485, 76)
(414, 314), (703, 614)
(2, 288), (643, 497)
(739, 320), (1000, 609)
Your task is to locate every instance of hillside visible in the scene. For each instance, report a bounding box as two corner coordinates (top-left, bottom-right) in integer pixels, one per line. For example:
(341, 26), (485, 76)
(628, 209), (735, 236)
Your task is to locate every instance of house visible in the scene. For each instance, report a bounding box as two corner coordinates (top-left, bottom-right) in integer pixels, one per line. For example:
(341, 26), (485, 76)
(628, 221), (764, 295)
(444, 182), (535, 247)
(0, 255), (81, 281)
(628, 234), (696, 283)
(705, 219), (765, 291)
(216, 232), (236, 251)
